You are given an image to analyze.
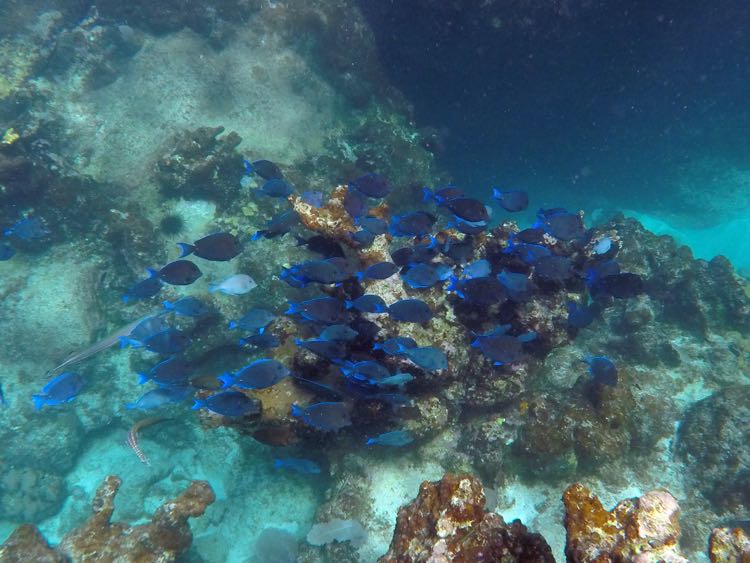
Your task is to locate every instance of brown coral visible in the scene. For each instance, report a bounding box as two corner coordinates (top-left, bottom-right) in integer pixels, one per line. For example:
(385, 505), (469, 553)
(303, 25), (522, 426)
(379, 473), (553, 563)
(563, 483), (688, 562)
(0, 475), (215, 563)
(709, 526), (750, 563)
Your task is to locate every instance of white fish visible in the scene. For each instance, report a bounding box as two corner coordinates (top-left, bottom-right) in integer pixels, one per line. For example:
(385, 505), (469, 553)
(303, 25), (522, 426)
(209, 274), (257, 295)
(592, 236), (612, 255)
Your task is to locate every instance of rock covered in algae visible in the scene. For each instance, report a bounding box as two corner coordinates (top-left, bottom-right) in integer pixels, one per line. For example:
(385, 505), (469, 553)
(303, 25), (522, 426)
(563, 483), (688, 562)
(378, 473), (554, 563)
(0, 475), (215, 563)
(709, 526), (750, 562)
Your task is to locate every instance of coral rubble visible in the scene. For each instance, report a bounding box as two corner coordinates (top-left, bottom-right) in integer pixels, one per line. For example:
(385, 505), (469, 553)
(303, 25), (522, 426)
(0, 475), (214, 563)
(709, 526), (750, 562)
(563, 483), (688, 562)
(379, 473), (554, 562)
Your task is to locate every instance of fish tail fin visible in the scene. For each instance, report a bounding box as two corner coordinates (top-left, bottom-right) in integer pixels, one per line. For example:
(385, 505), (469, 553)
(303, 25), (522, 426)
(294, 235), (306, 247)
(146, 268), (159, 278)
(32, 395), (45, 411)
(137, 373), (149, 385)
(285, 301), (297, 315)
(355, 272), (364, 281)
(162, 300), (173, 310)
(228, 320), (237, 330)
(470, 338), (480, 348)
(273, 459), (283, 469)
(208, 284), (218, 293)
(518, 331), (537, 343)
(258, 326), (266, 335)
(121, 295), (131, 304)
(422, 187), (434, 202)
(191, 399), (204, 410)
(217, 373), (233, 388)
(238, 338), (247, 346)
(366, 438), (376, 446)
(251, 231), (264, 241)
(177, 243), (194, 258)
(345, 300), (354, 310)
(492, 187), (502, 200)
(293, 338), (303, 347)
(446, 275), (459, 292)
(290, 404), (302, 418)
(124, 402), (137, 410)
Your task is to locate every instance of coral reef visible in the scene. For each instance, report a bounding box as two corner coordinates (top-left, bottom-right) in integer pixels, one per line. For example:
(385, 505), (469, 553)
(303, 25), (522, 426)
(1, 475), (215, 563)
(379, 473), (554, 562)
(563, 483), (688, 562)
(0, 464), (65, 522)
(709, 526), (750, 562)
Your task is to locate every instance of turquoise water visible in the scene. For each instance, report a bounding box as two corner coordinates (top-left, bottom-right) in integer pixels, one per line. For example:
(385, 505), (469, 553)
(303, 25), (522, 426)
(1, 2), (749, 562)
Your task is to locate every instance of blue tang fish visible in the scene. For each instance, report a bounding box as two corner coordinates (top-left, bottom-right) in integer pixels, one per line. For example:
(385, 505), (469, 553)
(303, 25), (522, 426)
(462, 259), (491, 280)
(388, 299), (433, 323)
(346, 294), (388, 313)
(123, 269), (163, 303)
(301, 191), (324, 207)
(257, 178), (294, 198)
(444, 197), (489, 223)
(229, 308), (277, 332)
(291, 402), (352, 431)
(0, 243), (16, 261)
(422, 185), (464, 204)
(440, 236), (474, 264)
(377, 372), (414, 388)
(472, 326), (536, 366)
(138, 356), (193, 386)
(125, 386), (191, 410)
(219, 359), (289, 390)
(239, 332), (281, 349)
(3, 217), (50, 240)
(341, 360), (390, 385)
(390, 211), (436, 238)
(318, 324), (359, 342)
(448, 276), (506, 306)
(122, 315), (170, 347)
(401, 263), (452, 289)
(274, 457), (322, 475)
(366, 430), (414, 447)
(246, 158), (283, 180)
(583, 356), (618, 386)
(177, 232), (242, 262)
(343, 188), (367, 220)
(33, 372), (84, 410)
(252, 210), (299, 240)
(567, 301), (596, 329)
(158, 260), (202, 286)
(129, 328), (191, 355)
(497, 269), (531, 301)
(397, 345), (447, 372)
(295, 338), (349, 360)
(163, 297), (211, 318)
(357, 261), (399, 281)
(373, 336), (417, 356)
(192, 391), (261, 416)
(350, 229), (376, 248)
(286, 297), (347, 324)
(492, 188), (529, 212)
(349, 172), (390, 198)
(209, 274), (256, 295)
(358, 216), (388, 235)
(536, 209), (585, 240)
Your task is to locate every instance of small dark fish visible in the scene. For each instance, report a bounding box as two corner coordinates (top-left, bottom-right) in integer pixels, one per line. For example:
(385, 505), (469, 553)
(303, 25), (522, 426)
(229, 308), (276, 332)
(390, 212), (436, 238)
(138, 356), (193, 386)
(461, 259), (490, 280)
(252, 210), (299, 240)
(440, 236), (474, 264)
(192, 391), (261, 416)
(537, 210), (585, 241)
(295, 235), (345, 258)
(344, 188), (367, 220)
(125, 386), (191, 410)
(401, 263), (452, 289)
(282, 259), (350, 285)
(291, 375), (344, 401)
(291, 401), (352, 431)
(159, 260), (203, 286)
(295, 338), (349, 360)
(398, 345), (447, 372)
(600, 272), (644, 298)
(513, 228), (546, 244)
(32, 372), (84, 410)
(0, 243), (15, 261)
(366, 430), (414, 447)
(391, 237), (440, 266)
(219, 359), (289, 390)
(373, 336), (417, 356)
(123, 269), (163, 303)
(567, 301), (595, 328)
(178, 232), (242, 262)
(249, 159), (283, 180)
(137, 328), (192, 355)
(301, 191), (324, 207)
(388, 298), (433, 323)
(503, 241), (552, 264)
(583, 356), (618, 386)
(350, 229), (376, 247)
(350, 172), (390, 198)
(274, 457), (321, 474)
(239, 332), (281, 349)
(3, 217), (50, 240)
(534, 255), (573, 283)
(357, 261), (399, 281)
(163, 297), (211, 318)
(448, 276), (506, 306)
(359, 216), (388, 235)
(258, 178), (294, 198)
(286, 297), (347, 324)
(445, 197), (489, 223)
(492, 189), (529, 212)
(497, 269), (531, 301)
(422, 185), (464, 204)
(318, 324), (359, 342)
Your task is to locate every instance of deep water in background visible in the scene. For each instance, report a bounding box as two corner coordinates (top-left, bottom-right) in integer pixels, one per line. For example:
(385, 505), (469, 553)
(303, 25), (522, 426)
(359, 1), (750, 224)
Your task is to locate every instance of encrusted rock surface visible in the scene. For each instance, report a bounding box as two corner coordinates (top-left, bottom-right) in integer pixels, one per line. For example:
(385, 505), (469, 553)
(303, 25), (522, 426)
(563, 483), (688, 562)
(709, 526), (750, 562)
(379, 473), (554, 563)
(0, 475), (215, 563)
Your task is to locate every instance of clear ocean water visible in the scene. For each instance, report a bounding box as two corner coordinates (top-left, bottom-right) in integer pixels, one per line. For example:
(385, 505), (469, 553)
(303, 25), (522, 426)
(1, 1), (749, 562)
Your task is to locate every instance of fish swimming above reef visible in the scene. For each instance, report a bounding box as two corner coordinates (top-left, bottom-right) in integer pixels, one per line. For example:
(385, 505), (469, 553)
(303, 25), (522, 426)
(239, 332), (281, 350)
(0, 243), (16, 260)
(122, 315), (170, 348)
(295, 235), (345, 258)
(257, 178), (294, 198)
(209, 274), (257, 295)
(295, 338), (349, 360)
(377, 372), (414, 388)
(391, 237), (440, 266)
(397, 345), (448, 372)
(274, 457), (322, 475)
(192, 391), (261, 416)
(440, 236), (474, 264)
(32, 372), (84, 410)
(301, 191), (324, 207)
(282, 259), (351, 286)
(357, 261), (399, 281)
(461, 259), (491, 280)
(492, 188), (529, 212)
(366, 430), (414, 447)
(448, 276), (506, 305)
(444, 197), (490, 223)
(422, 185), (465, 204)
(246, 158), (283, 180)
(448, 215), (488, 235)
(158, 260), (203, 285)
(373, 336), (417, 355)
(163, 296), (212, 318)
(123, 269), (163, 302)
(252, 210), (299, 240)
(358, 216), (389, 235)
(341, 360), (390, 385)
(137, 356), (193, 386)
(343, 188), (367, 220)
(3, 217), (50, 240)
(349, 172), (390, 198)
(318, 324), (359, 342)
(401, 263), (453, 289)
(219, 359), (289, 390)
(131, 328), (192, 355)
(178, 232), (243, 262)
(497, 269), (531, 301)
(503, 241), (552, 264)
(125, 386), (191, 410)
(287, 296), (347, 324)
(583, 355), (618, 386)
(388, 298), (434, 323)
(350, 229), (376, 248)
(291, 401), (352, 431)
(472, 325), (536, 366)
(390, 211), (437, 238)
(567, 301), (596, 328)
(536, 209), (586, 240)
(228, 308), (276, 332)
